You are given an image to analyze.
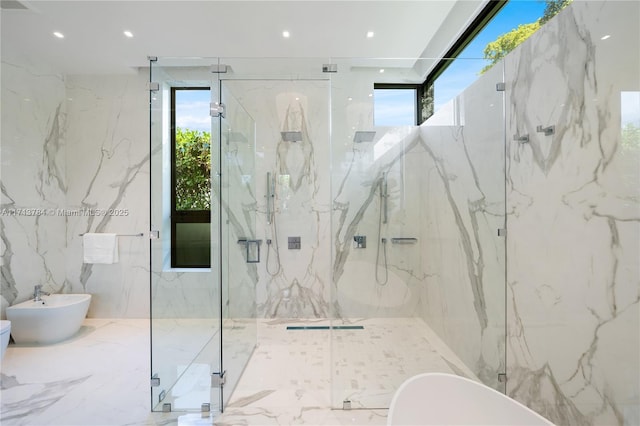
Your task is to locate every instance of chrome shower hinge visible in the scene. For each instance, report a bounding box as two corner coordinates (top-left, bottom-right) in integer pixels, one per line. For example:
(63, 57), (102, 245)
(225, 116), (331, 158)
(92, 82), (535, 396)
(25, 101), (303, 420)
(210, 102), (226, 118)
(150, 374), (160, 387)
(147, 82), (160, 92)
(343, 400), (352, 410)
(496, 82), (506, 92)
(211, 371), (226, 388)
(498, 373), (507, 383)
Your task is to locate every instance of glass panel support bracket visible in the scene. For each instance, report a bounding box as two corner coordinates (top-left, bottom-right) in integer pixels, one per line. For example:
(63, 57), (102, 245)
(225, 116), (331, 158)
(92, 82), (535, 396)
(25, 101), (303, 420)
(498, 373), (507, 383)
(322, 64), (338, 73)
(210, 64), (228, 73)
(211, 371), (226, 388)
(148, 82), (160, 92)
(210, 102), (226, 118)
(497, 228), (506, 237)
(151, 374), (160, 387)
(496, 82), (505, 92)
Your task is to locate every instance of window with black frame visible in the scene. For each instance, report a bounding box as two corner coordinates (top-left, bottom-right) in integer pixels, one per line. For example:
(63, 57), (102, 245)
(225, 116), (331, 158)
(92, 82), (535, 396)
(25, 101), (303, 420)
(373, 83), (422, 126)
(171, 87), (212, 268)
(422, 0), (572, 119)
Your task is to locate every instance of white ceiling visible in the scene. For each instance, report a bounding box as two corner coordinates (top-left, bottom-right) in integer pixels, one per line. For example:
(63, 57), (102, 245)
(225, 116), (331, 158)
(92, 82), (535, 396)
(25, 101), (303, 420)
(1, 0), (485, 76)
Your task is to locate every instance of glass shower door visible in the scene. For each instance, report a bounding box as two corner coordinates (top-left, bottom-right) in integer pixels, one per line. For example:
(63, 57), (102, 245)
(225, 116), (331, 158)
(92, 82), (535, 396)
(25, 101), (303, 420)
(150, 58), (222, 413)
(215, 78), (258, 408)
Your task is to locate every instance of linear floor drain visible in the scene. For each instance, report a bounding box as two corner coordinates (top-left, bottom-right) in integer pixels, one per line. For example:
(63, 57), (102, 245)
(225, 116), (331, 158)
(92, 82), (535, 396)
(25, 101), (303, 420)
(286, 325), (364, 330)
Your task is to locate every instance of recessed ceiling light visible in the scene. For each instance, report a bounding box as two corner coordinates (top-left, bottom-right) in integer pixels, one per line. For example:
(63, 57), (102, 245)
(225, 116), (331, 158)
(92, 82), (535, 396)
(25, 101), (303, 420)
(348, 97), (353, 101)
(53, 31), (64, 39)
(366, 31), (374, 38)
(601, 34), (611, 40)
(368, 93), (373, 97)
(282, 30), (290, 38)
(124, 30), (134, 38)
(379, 69), (385, 73)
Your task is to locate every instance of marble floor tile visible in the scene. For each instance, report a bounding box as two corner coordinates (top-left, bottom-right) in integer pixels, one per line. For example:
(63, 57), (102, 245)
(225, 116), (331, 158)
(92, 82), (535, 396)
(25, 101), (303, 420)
(1, 317), (470, 425)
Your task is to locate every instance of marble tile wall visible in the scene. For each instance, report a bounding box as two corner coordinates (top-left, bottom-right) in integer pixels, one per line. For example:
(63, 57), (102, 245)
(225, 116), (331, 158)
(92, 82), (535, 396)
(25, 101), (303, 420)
(1, 60), (151, 318)
(416, 62), (507, 391)
(223, 79), (332, 319)
(503, 1), (639, 425)
(412, 2), (639, 423)
(1, 58), (68, 315)
(64, 73), (150, 318)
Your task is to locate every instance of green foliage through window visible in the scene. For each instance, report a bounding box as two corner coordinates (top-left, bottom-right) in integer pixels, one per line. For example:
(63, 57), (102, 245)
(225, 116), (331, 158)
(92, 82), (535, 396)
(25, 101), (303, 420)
(175, 127), (211, 210)
(481, 0), (573, 74)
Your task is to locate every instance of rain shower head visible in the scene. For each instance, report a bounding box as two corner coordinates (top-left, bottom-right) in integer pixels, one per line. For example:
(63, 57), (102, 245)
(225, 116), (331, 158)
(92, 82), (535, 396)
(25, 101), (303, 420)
(353, 131), (376, 143)
(281, 131), (302, 142)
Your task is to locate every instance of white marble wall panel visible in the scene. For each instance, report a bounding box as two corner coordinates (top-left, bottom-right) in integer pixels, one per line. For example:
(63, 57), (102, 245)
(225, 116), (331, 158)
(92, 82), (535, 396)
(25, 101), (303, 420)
(64, 73), (150, 318)
(417, 62), (506, 390)
(504, 2), (639, 425)
(1, 59), (68, 315)
(224, 79), (332, 319)
(1, 62), (151, 318)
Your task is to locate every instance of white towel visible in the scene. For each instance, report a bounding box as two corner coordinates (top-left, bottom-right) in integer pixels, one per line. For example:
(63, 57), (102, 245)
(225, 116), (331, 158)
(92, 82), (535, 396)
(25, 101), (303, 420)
(83, 233), (119, 264)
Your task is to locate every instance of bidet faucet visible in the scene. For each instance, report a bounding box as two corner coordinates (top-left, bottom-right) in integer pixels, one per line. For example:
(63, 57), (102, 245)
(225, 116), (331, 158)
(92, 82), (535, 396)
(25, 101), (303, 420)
(33, 285), (50, 302)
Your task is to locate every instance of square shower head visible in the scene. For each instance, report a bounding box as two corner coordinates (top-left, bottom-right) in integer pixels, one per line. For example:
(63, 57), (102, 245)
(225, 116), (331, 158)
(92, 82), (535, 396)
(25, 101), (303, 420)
(281, 131), (302, 142)
(353, 131), (376, 143)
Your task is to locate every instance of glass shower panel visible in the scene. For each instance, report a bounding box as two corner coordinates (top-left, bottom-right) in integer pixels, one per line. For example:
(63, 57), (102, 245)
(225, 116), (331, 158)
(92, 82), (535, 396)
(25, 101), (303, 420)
(150, 58), (222, 413)
(329, 57), (507, 409)
(215, 57), (331, 410)
(217, 80), (258, 408)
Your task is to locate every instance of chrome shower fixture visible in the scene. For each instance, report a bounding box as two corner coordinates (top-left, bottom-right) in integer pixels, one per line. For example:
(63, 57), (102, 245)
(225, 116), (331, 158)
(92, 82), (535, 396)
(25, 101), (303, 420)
(353, 131), (376, 143)
(266, 172), (275, 224)
(281, 131), (303, 142)
(380, 172), (388, 224)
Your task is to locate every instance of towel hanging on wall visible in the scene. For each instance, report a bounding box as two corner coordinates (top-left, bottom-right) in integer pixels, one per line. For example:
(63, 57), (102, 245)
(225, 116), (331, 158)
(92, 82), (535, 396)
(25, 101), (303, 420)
(82, 233), (119, 264)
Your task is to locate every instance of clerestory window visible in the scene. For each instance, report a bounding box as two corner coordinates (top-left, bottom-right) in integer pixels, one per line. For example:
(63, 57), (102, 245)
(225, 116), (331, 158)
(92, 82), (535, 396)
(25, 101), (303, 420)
(424, 0), (570, 118)
(373, 83), (422, 126)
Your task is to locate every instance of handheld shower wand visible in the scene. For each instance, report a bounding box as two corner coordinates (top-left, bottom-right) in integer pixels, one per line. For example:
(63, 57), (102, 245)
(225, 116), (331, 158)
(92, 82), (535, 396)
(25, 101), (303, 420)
(266, 172), (274, 224)
(376, 172), (389, 285)
(381, 172), (388, 224)
(266, 172), (281, 276)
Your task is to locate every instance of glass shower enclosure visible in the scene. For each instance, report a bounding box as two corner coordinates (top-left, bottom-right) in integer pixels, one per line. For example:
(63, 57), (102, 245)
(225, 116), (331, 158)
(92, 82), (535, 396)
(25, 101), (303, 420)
(149, 56), (507, 414)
